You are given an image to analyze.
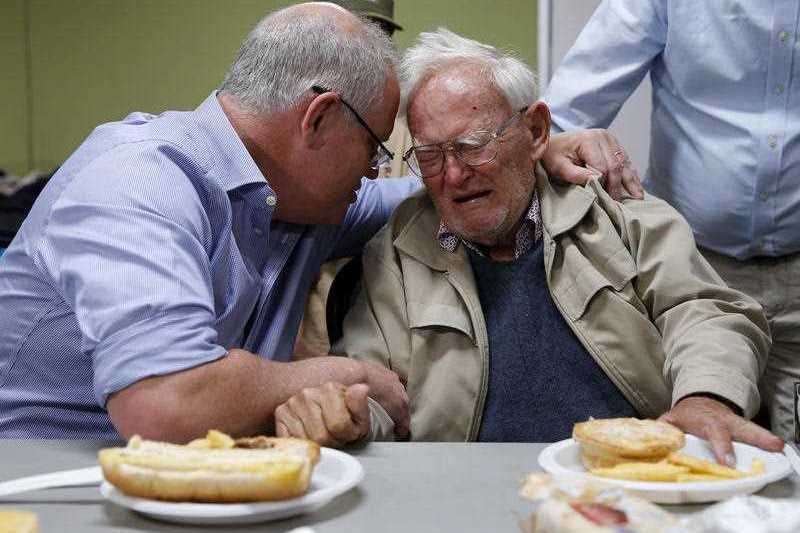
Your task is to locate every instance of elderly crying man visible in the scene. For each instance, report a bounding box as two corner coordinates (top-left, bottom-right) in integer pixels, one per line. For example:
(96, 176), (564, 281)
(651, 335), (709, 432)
(273, 28), (783, 465)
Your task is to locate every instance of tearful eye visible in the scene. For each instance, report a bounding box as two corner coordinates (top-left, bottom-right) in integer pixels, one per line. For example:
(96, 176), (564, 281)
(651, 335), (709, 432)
(416, 151), (441, 164)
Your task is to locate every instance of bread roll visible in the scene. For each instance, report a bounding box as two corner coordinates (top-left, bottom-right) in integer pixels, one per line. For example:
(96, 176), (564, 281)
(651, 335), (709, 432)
(0, 510), (37, 533)
(573, 418), (685, 469)
(99, 431), (320, 502)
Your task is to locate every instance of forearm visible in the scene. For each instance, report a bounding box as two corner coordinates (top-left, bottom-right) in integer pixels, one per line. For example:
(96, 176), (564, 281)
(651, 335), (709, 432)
(107, 349), (368, 443)
(624, 197), (769, 417)
(543, 0), (665, 132)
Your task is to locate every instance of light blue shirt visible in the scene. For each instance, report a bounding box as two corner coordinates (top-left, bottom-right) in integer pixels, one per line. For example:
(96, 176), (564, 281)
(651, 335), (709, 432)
(544, 0), (800, 259)
(0, 92), (419, 439)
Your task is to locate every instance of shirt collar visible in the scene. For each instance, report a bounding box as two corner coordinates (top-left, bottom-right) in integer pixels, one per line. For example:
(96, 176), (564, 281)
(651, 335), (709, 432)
(191, 92), (271, 194)
(437, 188), (542, 259)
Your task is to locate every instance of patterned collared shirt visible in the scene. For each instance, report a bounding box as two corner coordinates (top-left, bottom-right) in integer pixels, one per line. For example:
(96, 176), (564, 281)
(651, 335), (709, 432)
(437, 189), (542, 259)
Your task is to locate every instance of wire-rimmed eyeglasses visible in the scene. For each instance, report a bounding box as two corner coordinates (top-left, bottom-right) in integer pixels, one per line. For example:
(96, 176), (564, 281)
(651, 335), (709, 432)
(402, 107), (527, 179)
(311, 85), (394, 171)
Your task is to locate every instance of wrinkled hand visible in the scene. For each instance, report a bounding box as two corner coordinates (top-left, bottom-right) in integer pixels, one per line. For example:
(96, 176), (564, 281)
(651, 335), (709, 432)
(659, 396), (784, 466)
(275, 382), (370, 447)
(361, 362), (410, 439)
(542, 129), (643, 201)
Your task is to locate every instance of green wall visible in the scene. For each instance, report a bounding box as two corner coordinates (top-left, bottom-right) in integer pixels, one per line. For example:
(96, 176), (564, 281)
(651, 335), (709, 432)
(0, 0), (30, 175)
(0, 0), (536, 175)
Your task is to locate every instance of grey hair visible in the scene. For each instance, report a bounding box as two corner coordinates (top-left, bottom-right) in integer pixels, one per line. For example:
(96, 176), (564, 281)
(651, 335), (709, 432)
(221, 4), (397, 115)
(400, 28), (537, 116)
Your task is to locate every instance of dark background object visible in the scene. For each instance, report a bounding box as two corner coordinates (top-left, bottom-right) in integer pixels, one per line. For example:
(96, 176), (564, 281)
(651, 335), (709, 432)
(0, 170), (52, 247)
(325, 256), (364, 346)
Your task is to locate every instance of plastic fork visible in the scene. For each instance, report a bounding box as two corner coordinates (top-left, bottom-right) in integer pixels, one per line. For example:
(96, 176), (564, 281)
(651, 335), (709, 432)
(0, 466), (102, 497)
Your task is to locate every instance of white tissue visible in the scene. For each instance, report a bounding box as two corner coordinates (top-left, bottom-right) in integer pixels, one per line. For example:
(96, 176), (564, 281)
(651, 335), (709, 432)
(688, 495), (800, 533)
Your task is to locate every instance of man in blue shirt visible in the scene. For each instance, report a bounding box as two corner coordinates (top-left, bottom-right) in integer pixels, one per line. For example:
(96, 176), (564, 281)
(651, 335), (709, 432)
(0, 2), (640, 442)
(0, 2), (417, 442)
(543, 0), (800, 442)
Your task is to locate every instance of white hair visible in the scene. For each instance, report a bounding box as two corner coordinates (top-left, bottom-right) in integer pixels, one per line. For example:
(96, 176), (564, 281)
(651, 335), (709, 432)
(400, 28), (537, 116)
(221, 5), (397, 115)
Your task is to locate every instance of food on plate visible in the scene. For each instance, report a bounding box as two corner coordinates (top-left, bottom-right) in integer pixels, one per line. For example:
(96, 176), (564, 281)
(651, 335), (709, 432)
(572, 418), (685, 469)
(0, 510), (38, 533)
(590, 452), (765, 483)
(99, 430), (320, 502)
(666, 452), (745, 479)
(574, 419), (768, 483)
(749, 458), (766, 475)
(519, 473), (696, 533)
(590, 462), (690, 482)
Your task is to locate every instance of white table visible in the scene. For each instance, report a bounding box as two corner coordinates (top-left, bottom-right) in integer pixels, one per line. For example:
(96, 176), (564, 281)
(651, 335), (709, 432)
(1, 440), (798, 532)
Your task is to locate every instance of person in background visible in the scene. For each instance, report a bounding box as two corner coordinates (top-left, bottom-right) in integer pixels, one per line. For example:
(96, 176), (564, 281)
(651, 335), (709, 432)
(330, 0), (412, 179)
(542, 0), (800, 441)
(272, 29), (783, 467)
(0, 2), (636, 442)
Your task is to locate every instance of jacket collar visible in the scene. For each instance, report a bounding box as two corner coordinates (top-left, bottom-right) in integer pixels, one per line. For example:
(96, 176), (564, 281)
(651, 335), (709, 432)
(394, 164), (598, 270)
(535, 164), (598, 239)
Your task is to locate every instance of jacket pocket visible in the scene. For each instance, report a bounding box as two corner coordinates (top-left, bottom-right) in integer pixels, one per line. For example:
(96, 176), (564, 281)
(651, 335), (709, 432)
(554, 245), (638, 321)
(407, 301), (474, 342)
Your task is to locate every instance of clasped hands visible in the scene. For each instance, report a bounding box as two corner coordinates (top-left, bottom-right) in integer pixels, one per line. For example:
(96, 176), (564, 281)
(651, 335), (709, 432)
(275, 378), (784, 467)
(275, 362), (409, 447)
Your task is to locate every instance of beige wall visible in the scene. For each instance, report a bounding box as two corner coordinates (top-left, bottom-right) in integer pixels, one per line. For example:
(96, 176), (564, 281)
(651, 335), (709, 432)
(0, 0), (537, 175)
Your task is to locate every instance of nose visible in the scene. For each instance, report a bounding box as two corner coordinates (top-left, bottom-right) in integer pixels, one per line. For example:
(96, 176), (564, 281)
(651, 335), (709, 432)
(441, 150), (472, 187)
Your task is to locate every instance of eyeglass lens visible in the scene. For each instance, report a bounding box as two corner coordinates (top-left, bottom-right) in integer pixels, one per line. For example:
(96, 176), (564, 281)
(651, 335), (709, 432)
(404, 109), (525, 178)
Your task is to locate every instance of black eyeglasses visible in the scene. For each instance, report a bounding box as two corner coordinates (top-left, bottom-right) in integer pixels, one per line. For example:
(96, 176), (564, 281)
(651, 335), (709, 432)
(311, 85), (394, 171)
(402, 107), (527, 179)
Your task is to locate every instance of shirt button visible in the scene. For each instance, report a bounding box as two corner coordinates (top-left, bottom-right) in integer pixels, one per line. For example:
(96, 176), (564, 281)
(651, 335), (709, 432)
(265, 195), (277, 206)
(779, 31), (789, 42)
(760, 191), (769, 201)
(768, 137), (778, 149)
(775, 84), (785, 94)
(253, 227), (263, 236)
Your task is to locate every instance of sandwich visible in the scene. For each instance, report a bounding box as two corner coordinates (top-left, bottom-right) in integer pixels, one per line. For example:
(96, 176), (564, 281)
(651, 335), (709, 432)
(572, 418), (685, 469)
(99, 430), (320, 502)
(0, 510), (37, 533)
(519, 473), (695, 533)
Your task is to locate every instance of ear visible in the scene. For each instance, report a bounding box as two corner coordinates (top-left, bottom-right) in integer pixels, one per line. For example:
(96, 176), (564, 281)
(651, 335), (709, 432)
(300, 92), (340, 149)
(525, 101), (552, 162)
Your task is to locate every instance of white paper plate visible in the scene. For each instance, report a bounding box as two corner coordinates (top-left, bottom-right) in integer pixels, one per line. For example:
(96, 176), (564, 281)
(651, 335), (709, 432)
(538, 435), (791, 504)
(101, 447), (363, 525)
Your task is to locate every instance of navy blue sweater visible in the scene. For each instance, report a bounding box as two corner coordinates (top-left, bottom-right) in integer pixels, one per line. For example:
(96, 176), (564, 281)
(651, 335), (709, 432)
(469, 241), (636, 442)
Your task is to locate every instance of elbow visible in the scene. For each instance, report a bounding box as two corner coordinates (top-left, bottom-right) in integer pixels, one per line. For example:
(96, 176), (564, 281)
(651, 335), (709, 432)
(107, 380), (209, 444)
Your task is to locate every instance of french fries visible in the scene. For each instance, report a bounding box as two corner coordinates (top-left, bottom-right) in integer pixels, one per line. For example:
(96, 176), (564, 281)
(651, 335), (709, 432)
(750, 458), (766, 475)
(666, 452), (745, 479)
(589, 451), (767, 483)
(591, 462), (689, 482)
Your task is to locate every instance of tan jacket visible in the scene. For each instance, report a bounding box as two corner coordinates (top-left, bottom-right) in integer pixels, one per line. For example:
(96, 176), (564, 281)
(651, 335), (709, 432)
(336, 169), (770, 441)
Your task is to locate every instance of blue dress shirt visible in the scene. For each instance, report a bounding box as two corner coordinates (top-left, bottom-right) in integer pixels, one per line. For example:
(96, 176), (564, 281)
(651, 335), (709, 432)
(544, 0), (800, 259)
(0, 93), (419, 439)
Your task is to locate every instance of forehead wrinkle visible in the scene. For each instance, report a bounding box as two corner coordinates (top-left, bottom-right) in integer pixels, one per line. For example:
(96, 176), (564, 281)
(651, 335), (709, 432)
(409, 69), (510, 145)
